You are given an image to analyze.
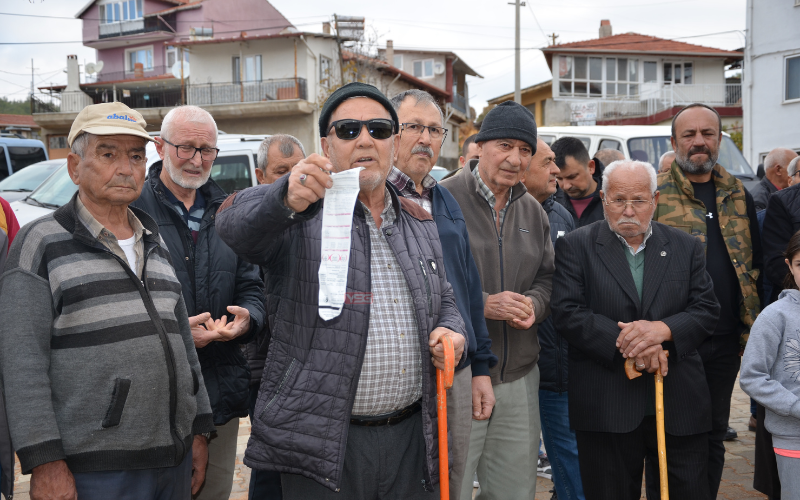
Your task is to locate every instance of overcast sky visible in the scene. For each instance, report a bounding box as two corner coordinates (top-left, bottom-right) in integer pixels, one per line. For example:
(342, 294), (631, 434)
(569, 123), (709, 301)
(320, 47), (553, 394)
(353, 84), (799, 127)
(0, 0), (746, 114)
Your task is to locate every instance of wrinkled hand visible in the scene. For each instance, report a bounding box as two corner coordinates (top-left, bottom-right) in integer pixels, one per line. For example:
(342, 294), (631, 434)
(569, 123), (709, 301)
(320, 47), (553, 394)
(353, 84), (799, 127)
(616, 320), (672, 359)
(191, 434), (209, 495)
(471, 375), (495, 420)
(485, 291), (533, 324)
(190, 312), (215, 348)
(284, 154), (333, 213)
(428, 327), (465, 371)
(214, 306), (251, 341)
(633, 345), (669, 377)
(30, 460), (76, 500)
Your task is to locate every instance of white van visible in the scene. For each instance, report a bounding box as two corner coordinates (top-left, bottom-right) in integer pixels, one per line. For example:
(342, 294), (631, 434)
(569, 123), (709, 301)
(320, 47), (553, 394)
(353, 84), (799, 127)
(537, 125), (756, 189)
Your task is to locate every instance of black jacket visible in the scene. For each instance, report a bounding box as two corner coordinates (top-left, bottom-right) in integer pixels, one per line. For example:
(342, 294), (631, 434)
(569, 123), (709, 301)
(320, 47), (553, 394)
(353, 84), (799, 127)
(551, 221), (720, 435)
(750, 176), (779, 211)
(554, 158), (605, 228)
(537, 195), (575, 392)
(132, 163), (266, 426)
(215, 176), (467, 492)
(763, 183), (800, 303)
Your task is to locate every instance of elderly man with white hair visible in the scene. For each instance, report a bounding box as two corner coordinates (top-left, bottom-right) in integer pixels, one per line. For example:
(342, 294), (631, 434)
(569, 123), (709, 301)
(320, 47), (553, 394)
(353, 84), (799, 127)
(131, 105), (266, 500)
(751, 148), (797, 210)
(551, 160), (719, 500)
(788, 156), (800, 187)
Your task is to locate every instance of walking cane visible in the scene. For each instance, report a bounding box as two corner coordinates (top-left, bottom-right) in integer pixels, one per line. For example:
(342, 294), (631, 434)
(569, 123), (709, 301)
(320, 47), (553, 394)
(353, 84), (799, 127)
(437, 335), (455, 500)
(625, 352), (669, 500)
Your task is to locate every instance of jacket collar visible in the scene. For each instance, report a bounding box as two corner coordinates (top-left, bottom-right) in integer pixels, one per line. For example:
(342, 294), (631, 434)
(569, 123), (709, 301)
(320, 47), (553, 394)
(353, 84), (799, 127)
(669, 160), (741, 199)
(464, 159), (529, 205)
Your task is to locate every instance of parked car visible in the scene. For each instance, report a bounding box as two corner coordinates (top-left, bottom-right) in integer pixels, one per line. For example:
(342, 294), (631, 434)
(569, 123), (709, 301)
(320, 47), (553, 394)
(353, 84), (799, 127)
(429, 166), (450, 182)
(0, 159), (66, 202)
(537, 125), (756, 190)
(13, 134), (269, 227)
(0, 137), (49, 182)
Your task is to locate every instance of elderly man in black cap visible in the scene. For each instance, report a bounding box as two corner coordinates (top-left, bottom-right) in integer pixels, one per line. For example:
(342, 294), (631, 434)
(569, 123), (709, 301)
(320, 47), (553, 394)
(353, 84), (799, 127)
(441, 101), (554, 499)
(216, 82), (467, 500)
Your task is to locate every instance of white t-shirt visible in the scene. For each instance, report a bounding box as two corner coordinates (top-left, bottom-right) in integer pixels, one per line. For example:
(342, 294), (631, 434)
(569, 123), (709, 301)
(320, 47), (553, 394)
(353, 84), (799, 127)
(118, 235), (137, 272)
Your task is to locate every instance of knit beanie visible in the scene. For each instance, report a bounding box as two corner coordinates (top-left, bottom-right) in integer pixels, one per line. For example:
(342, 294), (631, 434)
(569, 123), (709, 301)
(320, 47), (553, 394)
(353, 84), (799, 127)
(318, 82), (399, 138)
(475, 101), (538, 154)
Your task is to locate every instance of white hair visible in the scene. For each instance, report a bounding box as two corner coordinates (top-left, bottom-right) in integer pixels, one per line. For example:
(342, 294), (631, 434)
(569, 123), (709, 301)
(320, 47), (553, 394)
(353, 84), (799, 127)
(788, 156), (800, 178)
(602, 160), (658, 194)
(70, 132), (92, 158)
(257, 134), (306, 171)
(161, 105), (218, 142)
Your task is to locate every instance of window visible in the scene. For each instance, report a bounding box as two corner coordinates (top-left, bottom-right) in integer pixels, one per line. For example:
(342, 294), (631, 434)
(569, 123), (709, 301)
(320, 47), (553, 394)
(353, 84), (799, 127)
(663, 62), (693, 85)
(786, 55), (800, 101)
(232, 55), (262, 83)
(413, 59), (434, 79)
(539, 135), (556, 146)
(598, 139), (621, 151)
(210, 155), (252, 193)
(126, 46), (153, 71)
(49, 136), (68, 150)
(320, 56), (332, 88)
(643, 61), (657, 83)
(393, 54), (403, 69)
(99, 0), (141, 24)
(559, 55), (639, 98)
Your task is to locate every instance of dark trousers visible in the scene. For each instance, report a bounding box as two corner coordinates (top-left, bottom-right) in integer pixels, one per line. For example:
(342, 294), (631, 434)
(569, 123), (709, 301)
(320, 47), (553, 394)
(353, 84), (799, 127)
(73, 448), (192, 500)
(576, 417), (709, 500)
(281, 411), (439, 500)
(248, 384), (283, 500)
(697, 333), (741, 498)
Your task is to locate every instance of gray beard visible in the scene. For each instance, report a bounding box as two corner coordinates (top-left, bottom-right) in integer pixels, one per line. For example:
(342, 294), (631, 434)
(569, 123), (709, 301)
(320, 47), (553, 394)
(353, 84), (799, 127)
(675, 150), (718, 175)
(163, 155), (211, 190)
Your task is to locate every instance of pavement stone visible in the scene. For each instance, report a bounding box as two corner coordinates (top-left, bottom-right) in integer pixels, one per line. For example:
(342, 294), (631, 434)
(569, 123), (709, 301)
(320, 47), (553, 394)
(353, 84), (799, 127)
(11, 374), (769, 499)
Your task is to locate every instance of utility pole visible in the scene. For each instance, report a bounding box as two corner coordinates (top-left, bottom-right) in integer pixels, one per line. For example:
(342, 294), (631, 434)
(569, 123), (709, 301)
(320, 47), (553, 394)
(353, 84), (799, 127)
(28, 59), (39, 101)
(549, 33), (559, 46)
(334, 14), (345, 86)
(508, 1), (525, 104)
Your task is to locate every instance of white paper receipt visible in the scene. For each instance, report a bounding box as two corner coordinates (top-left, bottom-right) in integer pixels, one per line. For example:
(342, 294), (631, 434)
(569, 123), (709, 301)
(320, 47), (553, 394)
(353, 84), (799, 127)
(318, 167), (364, 320)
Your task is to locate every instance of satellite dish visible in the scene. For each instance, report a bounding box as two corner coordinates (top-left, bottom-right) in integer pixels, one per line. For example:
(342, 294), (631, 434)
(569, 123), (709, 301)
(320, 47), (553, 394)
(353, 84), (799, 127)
(171, 61), (190, 79)
(95, 60), (104, 73)
(85, 61), (104, 74)
(434, 62), (445, 75)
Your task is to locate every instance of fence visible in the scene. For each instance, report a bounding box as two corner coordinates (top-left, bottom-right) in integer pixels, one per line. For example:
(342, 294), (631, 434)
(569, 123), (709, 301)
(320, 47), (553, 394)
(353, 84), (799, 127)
(187, 78), (307, 106)
(88, 65), (172, 84)
(451, 93), (468, 115)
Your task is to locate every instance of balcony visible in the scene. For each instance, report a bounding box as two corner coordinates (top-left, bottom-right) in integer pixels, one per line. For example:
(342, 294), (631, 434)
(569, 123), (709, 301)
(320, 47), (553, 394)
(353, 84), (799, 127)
(450, 93), (468, 115)
(87, 65), (173, 84)
(188, 78), (308, 106)
(88, 15), (176, 49)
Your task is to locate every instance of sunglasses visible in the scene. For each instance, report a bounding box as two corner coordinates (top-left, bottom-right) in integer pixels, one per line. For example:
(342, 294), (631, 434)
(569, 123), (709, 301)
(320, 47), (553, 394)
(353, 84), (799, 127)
(328, 119), (395, 141)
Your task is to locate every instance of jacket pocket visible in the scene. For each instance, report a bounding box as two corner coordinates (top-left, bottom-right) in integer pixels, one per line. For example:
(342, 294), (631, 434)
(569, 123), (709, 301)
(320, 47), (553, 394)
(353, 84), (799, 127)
(102, 378), (132, 428)
(258, 358), (298, 421)
(418, 258), (432, 316)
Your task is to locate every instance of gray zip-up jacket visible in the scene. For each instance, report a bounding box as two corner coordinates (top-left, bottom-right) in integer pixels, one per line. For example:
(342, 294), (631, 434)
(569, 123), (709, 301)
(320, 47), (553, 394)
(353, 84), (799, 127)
(0, 195), (214, 475)
(741, 289), (800, 450)
(215, 175), (467, 492)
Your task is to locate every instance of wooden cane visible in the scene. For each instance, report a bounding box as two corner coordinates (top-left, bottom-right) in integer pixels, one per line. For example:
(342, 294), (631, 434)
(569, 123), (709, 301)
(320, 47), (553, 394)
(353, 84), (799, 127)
(624, 352), (669, 500)
(437, 335), (455, 500)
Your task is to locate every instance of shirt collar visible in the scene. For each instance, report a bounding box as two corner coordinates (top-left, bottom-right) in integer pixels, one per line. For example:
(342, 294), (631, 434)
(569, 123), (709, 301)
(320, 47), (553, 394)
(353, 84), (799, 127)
(471, 163), (510, 209)
(162, 184), (205, 213)
(76, 194), (149, 242)
(361, 187), (396, 226)
(613, 222), (653, 256)
(388, 166), (436, 199)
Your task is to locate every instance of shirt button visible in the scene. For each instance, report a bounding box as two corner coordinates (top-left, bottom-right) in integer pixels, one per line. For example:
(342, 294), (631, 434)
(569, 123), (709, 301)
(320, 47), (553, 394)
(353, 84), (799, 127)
(401, 369), (406, 374)
(400, 333), (405, 338)
(388, 263), (392, 269)
(394, 298), (398, 303)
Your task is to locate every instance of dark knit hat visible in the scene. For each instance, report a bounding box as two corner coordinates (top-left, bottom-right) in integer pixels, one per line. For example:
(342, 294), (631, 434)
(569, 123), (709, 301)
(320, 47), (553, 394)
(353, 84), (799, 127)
(475, 101), (538, 153)
(318, 82), (399, 138)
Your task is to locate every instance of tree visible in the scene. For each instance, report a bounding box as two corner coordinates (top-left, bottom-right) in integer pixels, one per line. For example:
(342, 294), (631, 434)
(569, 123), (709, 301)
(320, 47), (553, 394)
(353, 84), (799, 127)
(0, 97), (32, 115)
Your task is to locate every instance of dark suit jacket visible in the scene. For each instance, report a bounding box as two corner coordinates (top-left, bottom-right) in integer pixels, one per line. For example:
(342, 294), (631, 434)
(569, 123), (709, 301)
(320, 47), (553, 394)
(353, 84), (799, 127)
(551, 220), (720, 436)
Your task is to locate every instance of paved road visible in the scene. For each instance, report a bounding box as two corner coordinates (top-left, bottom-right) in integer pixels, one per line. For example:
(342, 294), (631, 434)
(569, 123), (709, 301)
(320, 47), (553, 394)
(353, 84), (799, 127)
(11, 375), (769, 499)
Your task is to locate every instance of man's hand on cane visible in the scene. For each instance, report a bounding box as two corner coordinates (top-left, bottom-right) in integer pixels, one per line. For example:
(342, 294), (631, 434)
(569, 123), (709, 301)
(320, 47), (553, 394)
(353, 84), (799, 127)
(429, 327), (465, 371)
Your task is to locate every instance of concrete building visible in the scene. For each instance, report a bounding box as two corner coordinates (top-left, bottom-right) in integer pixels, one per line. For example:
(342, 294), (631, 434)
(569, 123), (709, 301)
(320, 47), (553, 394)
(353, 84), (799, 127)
(743, 0), (800, 167)
(485, 80), (552, 126)
(540, 20), (743, 128)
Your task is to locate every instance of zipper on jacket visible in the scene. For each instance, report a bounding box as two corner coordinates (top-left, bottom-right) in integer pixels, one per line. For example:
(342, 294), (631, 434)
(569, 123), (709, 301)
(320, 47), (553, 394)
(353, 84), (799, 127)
(258, 358), (297, 419)
(418, 258), (433, 316)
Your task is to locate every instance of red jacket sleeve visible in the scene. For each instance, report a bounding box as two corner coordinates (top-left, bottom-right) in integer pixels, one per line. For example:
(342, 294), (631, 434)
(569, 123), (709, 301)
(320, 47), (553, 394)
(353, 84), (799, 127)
(0, 197), (19, 250)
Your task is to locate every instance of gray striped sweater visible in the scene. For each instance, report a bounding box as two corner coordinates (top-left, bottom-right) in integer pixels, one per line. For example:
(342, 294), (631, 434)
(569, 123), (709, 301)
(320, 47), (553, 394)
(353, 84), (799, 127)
(0, 195), (214, 474)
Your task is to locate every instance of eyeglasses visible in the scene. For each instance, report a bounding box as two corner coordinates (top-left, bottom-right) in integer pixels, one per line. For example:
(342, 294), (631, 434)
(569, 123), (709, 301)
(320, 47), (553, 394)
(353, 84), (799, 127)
(161, 138), (219, 161)
(400, 123), (448, 143)
(328, 119), (395, 141)
(603, 197), (655, 213)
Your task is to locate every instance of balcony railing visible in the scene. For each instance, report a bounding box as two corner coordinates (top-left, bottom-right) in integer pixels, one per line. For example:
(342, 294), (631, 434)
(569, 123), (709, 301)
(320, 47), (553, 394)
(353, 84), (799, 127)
(31, 94), (60, 114)
(87, 65), (173, 84)
(84, 86), (182, 109)
(450, 93), (468, 115)
(187, 78), (307, 106)
(98, 14), (176, 39)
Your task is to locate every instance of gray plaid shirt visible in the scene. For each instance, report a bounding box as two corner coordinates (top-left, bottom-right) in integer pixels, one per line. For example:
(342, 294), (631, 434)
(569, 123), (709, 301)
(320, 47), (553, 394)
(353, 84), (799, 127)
(387, 166), (436, 215)
(472, 164), (511, 228)
(351, 188), (423, 416)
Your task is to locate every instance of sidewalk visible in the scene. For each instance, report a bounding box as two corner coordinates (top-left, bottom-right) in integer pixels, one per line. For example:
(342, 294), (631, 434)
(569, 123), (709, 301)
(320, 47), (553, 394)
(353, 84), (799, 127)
(11, 375), (768, 499)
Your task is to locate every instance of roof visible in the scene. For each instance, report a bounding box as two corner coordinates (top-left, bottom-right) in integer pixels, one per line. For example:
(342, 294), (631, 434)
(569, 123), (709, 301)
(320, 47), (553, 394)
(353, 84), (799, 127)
(342, 51), (449, 100)
(76, 0), (198, 18)
(542, 32), (743, 59)
(172, 30), (336, 46)
(379, 48), (482, 78)
(0, 114), (38, 128)
(487, 79), (552, 104)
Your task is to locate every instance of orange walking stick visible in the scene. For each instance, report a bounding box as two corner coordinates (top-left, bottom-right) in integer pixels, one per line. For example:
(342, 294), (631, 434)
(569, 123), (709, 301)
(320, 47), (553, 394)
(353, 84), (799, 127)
(437, 335), (455, 500)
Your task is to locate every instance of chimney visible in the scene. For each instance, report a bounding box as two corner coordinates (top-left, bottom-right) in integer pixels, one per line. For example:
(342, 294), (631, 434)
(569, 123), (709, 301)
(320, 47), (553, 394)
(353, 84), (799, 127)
(386, 40), (394, 66)
(322, 22), (331, 34)
(65, 55), (81, 92)
(599, 20), (612, 38)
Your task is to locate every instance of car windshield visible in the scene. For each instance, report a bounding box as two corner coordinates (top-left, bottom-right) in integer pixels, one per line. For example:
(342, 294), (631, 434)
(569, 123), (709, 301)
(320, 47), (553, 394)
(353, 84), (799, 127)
(626, 136), (753, 176)
(27, 164), (77, 208)
(429, 168), (449, 182)
(7, 146), (48, 173)
(210, 155), (252, 193)
(0, 160), (64, 192)
(718, 136), (753, 176)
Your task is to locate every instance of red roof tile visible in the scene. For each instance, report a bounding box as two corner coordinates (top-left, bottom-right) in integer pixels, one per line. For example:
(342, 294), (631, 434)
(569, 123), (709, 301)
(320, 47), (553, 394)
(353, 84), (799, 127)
(0, 114), (37, 128)
(543, 33), (742, 58)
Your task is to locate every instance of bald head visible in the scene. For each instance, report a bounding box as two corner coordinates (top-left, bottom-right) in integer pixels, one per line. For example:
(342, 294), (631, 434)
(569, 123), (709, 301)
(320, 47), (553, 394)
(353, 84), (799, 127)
(595, 148), (625, 167)
(659, 151), (676, 173)
(764, 148), (798, 189)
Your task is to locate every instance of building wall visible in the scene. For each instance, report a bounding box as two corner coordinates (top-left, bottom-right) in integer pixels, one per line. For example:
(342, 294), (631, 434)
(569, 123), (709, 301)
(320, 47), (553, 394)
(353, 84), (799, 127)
(216, 113), (318, 154)
(744, 0), (800, 166)
(390, 51), (448, 91)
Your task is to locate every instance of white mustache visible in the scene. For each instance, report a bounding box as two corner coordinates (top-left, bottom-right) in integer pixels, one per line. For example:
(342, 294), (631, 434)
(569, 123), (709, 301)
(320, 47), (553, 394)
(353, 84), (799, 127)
(617, 217), (640, 225)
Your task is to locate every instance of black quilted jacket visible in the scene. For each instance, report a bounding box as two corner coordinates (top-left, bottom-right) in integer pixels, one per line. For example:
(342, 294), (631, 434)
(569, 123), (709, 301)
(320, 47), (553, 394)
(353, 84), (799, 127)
(215, 175), (467, 492)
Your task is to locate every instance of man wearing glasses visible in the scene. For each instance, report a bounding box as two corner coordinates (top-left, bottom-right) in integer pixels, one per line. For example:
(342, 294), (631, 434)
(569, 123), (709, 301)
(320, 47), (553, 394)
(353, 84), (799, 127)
(132, 105), (266, 500)
(551, 160), (719, 500)
(216, 82), (467, 499)
(388, 89), (497, 500)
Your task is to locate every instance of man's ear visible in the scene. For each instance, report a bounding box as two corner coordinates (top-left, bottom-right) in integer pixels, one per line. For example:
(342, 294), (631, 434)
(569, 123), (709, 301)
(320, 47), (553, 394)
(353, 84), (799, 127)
(653, 190), (660, 205)
(154, 137), (167, 161)
(321, 136), (330, 159)
(587, 159), (596, 175)
(67, 152), (81, 185)
(255, 168), (266, 185)
(670, 136), (677, 152)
